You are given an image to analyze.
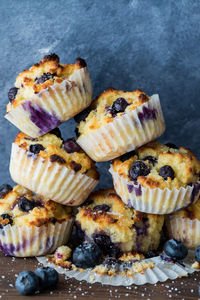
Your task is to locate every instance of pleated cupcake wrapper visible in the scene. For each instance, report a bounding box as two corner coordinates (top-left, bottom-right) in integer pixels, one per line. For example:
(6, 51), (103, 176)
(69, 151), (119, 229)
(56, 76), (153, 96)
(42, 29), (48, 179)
(166, 216), (200, 250)
(37, 251), (198, 286)
(10, 143), (98, 206)
(77, 94), (165, 162)
(5, 67), (92, 138)
(0, 219), (73, 257)
(109, 166), (200, 214)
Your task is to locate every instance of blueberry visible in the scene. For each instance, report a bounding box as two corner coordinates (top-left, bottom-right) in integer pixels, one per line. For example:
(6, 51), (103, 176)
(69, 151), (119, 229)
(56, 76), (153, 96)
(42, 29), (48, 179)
(49, 127), (62, 139)
(29, 144), (45, 154)
(63, 138), (81, 153)
(129, 161), (150, 180)
(72, 241), (102, 269)
(92, 234), (121, 257)
(93, 204), (110, 212)
(119, 150), (136, 162)
(165, 143), (178, 149)
(15, 271), (39, 295)
(34, 267), (59, 289)
(164, 239), (188, 260)
(74, 107), (91, 123)
(195, 245), (200, 262)
(143, 156), (157, 166)
(18, 197), (36, 212)
(0, 213), (13, 227)
(0, 184), (12, 198)
(111, 97), (129, 115)
(69, 161), (82, 172)
(159, 165), (175, 180)
(8, 87), (18, 102)
(35, 72), (56, 84)
(50, 154), (66, 164)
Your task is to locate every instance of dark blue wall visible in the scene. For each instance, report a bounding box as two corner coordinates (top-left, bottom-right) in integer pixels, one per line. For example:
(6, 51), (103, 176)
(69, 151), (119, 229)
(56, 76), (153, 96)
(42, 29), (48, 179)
(0, 0), (200, 189)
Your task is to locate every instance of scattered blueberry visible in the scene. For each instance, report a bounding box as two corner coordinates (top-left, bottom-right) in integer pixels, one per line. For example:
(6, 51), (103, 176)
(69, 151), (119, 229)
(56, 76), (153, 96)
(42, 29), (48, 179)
(0, 184), (12, 198)
(143, 156), (157, 166)
(119, 150), (136, 162)
(29, 144), (45, 154)
(18, 197), (36, 212)
(0, 213), (13, 228)
(93, 204), (110, 212)
(50, 154), (66, 164)
(35, 72), (56, 84)
(111, 97), (129, 115)
(63, 138), (81, 153)
(34, 267), (59, 289)
(195, 245), (200, 262)
(15, 271), (39, 295)
(129, 161), (150, 180)
(159, 165), (175, 180)
(72, 241), (102, 269)
(74, 107), (91, 123)
(49, 127), (62, 139)
(165, 142), (178, 149)
(164, 239), (188, 260)
(8, 87), (18, 102)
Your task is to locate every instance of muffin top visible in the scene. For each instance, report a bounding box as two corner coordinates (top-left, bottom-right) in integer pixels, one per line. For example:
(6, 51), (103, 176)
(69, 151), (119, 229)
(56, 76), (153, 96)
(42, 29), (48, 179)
(112, 141), (200, 189)
(7, 54), (87, 112)
(14, 129), (99, 180)
(0, 184), (72, 227)
(170, 197), (200, 221)
(77, 88), (150, 136)
(76, 189), (163, 245)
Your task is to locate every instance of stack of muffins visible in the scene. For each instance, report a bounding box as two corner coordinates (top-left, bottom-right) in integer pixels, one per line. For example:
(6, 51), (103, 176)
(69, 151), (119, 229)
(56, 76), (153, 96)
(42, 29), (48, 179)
(1, 53), (200, 266)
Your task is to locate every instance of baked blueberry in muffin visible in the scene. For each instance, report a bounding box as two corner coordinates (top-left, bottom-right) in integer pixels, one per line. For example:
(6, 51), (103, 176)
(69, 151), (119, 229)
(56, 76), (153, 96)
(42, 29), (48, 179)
(110, 141), (200, 214)
(76, 88), (165, 161)
(75, 189), (164, 255)
(5, 54), (93, 137)
(10, 131), (99, 206)
(0, 184), (73, 257)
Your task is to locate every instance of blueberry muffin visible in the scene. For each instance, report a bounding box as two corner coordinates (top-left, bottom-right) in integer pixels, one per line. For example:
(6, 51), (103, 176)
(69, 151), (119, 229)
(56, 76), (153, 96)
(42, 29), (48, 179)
(75, 189), (164, 255)
(0, 184), (73, 257)
(5, 54), (92, 137)
(10, 129), (99, 206)
(110, 141), (200, 214)
(165, 197), (200, 249)
(76, 88), (165, 161)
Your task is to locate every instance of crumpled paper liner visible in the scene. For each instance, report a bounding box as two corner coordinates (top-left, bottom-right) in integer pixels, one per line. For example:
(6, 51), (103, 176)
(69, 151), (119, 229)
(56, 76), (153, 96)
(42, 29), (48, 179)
(109, 166), (200, 215)
(165, 216), (200, 250)
(0, 219), (73, 257)
(77, 94), (165, 162)
(10, 143), (98, 206)
(37, 251), (198, 286)
(5, 68), (92, 138)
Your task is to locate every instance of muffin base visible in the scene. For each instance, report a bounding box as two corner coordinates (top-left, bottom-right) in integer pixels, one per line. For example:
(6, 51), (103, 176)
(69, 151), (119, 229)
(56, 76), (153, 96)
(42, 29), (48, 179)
(5, 68), (92, 138)
(77, 94), (165, 162)
(0, 219), (73, 257)
(110, 165), (200, 214)
(10, 143), (98, 206)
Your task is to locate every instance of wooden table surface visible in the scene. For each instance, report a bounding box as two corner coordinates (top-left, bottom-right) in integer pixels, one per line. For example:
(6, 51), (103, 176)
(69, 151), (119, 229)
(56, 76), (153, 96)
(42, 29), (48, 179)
(0, 252), (199, 300)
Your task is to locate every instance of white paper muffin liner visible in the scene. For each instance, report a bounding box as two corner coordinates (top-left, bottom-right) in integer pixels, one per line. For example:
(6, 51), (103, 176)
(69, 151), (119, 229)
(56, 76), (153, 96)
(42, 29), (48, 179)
(37, 251), (198, 286)
(5, 67), (92, 138)
(9, 143), (99, 206)
(77, 94), (165, 162)
(0, 219), (73, 257)
(109, 166), (200, 214)
(166, 216), (200, 250)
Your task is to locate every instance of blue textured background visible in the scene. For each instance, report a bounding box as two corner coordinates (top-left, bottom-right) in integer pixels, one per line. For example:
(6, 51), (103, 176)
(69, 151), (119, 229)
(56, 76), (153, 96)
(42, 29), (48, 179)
(0, 0), (200, 189)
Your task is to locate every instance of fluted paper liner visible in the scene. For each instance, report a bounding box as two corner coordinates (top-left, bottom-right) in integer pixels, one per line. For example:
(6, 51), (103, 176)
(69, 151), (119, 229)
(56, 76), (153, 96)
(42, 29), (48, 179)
(77, 94), (165, 162)
(0, 219), (73, 257)
(5, 68), (92, 138)
(10, 143), (98, 206)
(110, 166), (200, 214)
(37, 251), (198, 286)
(166, 216), (200, 250)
